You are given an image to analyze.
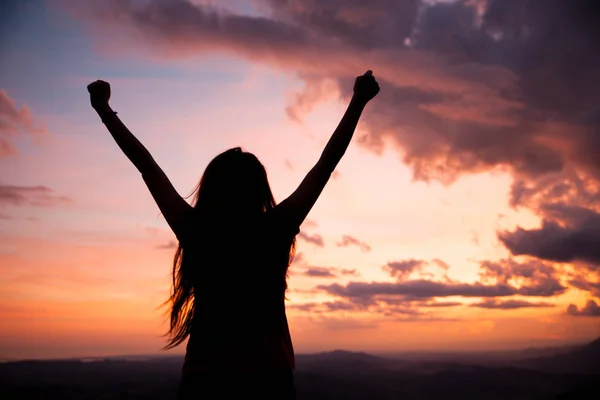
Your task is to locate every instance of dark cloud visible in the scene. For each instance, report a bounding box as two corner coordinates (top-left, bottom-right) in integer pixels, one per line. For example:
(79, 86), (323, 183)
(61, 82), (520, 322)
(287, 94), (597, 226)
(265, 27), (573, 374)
(498, 205), (600, 268)
(0, 185), (72, 206)
(566, 300), (600, 317)
(340, 268), (360, 277)
(304, 267), (337, 278)
(568, 277), (600, 298)
(384, 259), (426, 280)
(336, 235), (371, 252)
(295, 258), (568, 316)
(478, 258), (565, 296)
(481, 0), (600, 117)
(471, 299), (554, 309)
(0, 90), (46, 156)
(298, 231), (324, 247)
(290, 292), (466, 319)
(261, 0), (420, 51)
(317, 278), (563, 317)
(319, 279), (563, 301)
(290, 297), (420, 318)
(384, 258), (450, 281)
(318, 258), (567, 315)
(288, 300), (461, 321)
(420, 301), (462, 308)
(299, 266), (360, 279)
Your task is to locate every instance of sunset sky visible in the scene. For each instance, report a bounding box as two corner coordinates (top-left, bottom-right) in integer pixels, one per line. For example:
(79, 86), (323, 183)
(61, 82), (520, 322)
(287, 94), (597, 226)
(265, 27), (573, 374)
(1, 0), (599, 360)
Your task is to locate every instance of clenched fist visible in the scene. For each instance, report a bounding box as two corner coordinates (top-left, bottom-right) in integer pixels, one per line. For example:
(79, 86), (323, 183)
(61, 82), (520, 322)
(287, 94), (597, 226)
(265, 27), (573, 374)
(87, 80), (111, 110)
(353, 70), (380, 104)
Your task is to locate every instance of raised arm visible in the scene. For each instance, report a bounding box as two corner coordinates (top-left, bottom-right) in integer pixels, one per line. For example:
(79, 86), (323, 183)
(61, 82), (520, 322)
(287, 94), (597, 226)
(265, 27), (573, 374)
(278, 71), (380, 228)
(87, 80), (192, 239)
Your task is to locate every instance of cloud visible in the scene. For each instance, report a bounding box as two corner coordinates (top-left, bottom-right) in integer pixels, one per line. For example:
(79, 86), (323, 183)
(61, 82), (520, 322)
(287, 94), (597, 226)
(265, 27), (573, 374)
(0, 90), (46, 156)
(478, 258), (565, 297)
(319, 279), (562, 301)
(566, 300), (600, 317)
(317, 279), (562, 317)
(290, 295), (465, 319)
(384, 259), (426, 280)
(471, 299), (554, 310)
(498, 204), (600, 268)
(294, 256), (569, 316)
(289, 298), (421, 319)
(420, 301), (462, 308)
(568, 277), (600, 298)
(285, 76), (340, 122)
(62, 0), (314, 61)
(304, 267), (337, 278)
(340, 268), (360, 277)
(316, 257), (567, 316)
(298, 266), (360, 279)
(63, 0), (600, 206)
(0, 185), (73, 207)
(336, 235), (371, 253)
(298, 231), (324, 247)
(289, 301), (358, 313)
(290, 251), (305, 267)
(383, 258), (450, 281)
(266, 0), (600, 190)
(156, 240), (177, 250)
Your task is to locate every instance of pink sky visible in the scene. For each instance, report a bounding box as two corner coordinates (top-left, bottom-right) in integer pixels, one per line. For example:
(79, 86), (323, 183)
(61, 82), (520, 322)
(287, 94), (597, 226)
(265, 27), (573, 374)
(1, 0), (598, 360)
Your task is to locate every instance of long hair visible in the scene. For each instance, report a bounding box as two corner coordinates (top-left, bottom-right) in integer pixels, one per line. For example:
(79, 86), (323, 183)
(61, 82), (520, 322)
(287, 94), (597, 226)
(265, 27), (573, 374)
(162, 147), (296, 349)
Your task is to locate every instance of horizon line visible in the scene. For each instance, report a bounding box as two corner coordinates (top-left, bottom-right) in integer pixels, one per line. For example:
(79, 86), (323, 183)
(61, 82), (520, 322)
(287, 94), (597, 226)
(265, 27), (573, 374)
(3, 336), (597, 364)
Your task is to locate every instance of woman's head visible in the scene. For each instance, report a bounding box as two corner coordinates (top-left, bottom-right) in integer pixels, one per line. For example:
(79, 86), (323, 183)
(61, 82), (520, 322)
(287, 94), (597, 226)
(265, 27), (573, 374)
(191, 147), (275, 216)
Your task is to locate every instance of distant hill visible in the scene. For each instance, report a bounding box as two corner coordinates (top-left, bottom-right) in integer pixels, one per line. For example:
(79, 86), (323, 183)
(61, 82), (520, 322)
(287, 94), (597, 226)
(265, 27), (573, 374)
(1, 339), (598, 399)
(519, 337), (600, 374)
(296, 350), (400, 374)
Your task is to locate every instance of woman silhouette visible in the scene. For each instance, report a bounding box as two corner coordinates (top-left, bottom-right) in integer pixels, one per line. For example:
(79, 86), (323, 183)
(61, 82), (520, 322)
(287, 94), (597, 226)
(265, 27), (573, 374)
(87, 70), (380, 399)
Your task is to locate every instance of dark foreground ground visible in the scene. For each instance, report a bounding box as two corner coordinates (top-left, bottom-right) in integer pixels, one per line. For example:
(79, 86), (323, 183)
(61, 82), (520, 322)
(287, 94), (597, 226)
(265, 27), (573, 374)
(1, 338), (599, 399)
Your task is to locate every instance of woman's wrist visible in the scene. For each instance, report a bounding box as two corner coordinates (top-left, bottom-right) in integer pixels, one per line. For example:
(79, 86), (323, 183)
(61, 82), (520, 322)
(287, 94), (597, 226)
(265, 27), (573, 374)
(350, 94), (368, 108)
(94, 104), (113, 115)
(94, 104), (118, 123)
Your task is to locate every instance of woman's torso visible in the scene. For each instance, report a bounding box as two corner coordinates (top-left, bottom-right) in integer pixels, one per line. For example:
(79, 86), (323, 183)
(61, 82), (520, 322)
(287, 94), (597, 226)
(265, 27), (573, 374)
(180, 209), (297, 374)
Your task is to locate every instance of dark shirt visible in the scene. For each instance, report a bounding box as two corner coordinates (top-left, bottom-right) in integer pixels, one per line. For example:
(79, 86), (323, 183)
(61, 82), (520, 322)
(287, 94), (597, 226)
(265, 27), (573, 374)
(177, 206), (299, 373)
